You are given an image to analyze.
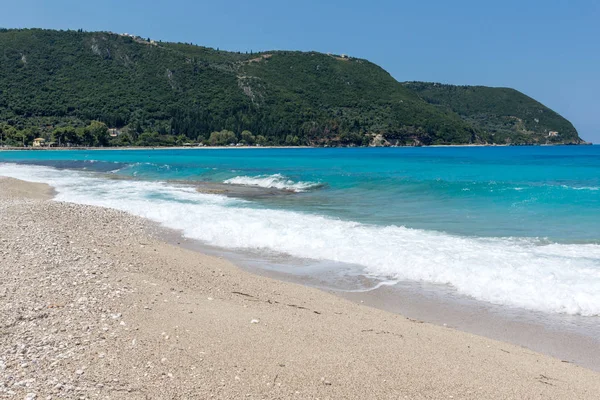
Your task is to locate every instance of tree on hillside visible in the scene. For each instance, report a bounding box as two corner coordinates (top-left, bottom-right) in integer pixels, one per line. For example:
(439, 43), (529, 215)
(52, 126), (78, 146)
(241, 130), (255, 144)
(208, 130), (237, 146)
(86, 121), (109, 146)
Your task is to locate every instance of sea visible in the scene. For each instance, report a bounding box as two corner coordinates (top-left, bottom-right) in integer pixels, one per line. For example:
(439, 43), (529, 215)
(1, 146), (599, 321)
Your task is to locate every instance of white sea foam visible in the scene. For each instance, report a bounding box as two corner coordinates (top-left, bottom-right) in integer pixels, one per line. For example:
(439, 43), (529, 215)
(562, 185), (599, 191)
(2, 163), (600, 316)
(223, 174), (321, 192)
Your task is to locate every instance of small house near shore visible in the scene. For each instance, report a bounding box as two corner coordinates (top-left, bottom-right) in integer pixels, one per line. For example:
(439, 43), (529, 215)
(32, 138), (46, 147)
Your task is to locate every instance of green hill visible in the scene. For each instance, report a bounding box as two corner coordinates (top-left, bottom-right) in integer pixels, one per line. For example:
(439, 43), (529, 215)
(0, 28), (583, 147)
(403, 82), (582, 144)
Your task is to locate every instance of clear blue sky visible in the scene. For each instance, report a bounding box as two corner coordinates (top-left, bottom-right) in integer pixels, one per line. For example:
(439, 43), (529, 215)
(2, 0), (599, 142)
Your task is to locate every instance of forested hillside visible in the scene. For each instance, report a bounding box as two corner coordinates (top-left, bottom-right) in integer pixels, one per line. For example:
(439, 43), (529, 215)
(404, 82), (581, 144)
(0, 29), (583, 147)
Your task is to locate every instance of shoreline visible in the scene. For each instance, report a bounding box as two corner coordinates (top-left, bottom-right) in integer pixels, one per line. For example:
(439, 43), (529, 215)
(163, 229), (600, 372)
(1, 176), (599, 398)
(0, 142), (594, 152)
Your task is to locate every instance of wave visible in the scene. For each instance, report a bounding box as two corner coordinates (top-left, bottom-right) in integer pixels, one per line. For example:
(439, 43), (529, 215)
(223, 174), (322, 192)
(10, 159), (127, 173)
(1, 163), (600, 316)
(561, 185), (599, 191)
(115, 162), (174, 176)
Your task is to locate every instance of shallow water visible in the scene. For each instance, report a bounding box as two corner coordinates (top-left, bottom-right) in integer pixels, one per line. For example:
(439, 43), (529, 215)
(1, 146), (599, 317)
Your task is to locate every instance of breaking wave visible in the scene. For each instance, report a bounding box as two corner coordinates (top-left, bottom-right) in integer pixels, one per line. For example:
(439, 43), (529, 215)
(223, 174), (323, 192)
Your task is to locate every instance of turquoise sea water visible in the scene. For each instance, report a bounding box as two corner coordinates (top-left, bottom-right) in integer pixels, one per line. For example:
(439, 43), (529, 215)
(1, 146), (599, 316)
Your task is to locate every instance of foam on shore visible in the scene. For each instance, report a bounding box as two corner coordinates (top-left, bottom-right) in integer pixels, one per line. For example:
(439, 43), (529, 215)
(2, 162), (600, 316)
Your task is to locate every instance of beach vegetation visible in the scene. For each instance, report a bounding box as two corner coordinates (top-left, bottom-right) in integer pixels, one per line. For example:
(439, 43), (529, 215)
(240, 130), (255, 145)
(208, 130), (237, 146)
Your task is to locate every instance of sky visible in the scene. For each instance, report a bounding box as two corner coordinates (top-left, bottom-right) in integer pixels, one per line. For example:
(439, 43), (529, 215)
(2, 0), (599, 142)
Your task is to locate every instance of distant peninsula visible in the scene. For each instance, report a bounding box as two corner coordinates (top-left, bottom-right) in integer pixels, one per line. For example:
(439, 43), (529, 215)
(0, 28), (585, 147)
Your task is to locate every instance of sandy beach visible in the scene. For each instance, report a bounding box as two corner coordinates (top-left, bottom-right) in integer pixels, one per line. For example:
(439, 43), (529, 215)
(1, 176), (599, 399)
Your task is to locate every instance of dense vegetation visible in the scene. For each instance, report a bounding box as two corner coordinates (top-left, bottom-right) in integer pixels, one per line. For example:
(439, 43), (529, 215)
(0, 28), (583, 147)
(403, 82), (582, 144)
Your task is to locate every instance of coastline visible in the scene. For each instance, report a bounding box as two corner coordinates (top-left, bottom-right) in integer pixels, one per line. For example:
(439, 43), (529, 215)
(1, 176), (599, 399)
(167, 232), (600, 372)
(0, 142), (593, 152)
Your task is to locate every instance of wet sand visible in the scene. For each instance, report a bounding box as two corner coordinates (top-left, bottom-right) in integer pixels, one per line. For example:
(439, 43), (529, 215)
(1, 176), (599, 399)
(170, 237), (600, 372)
(340, 283), (600, 372)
